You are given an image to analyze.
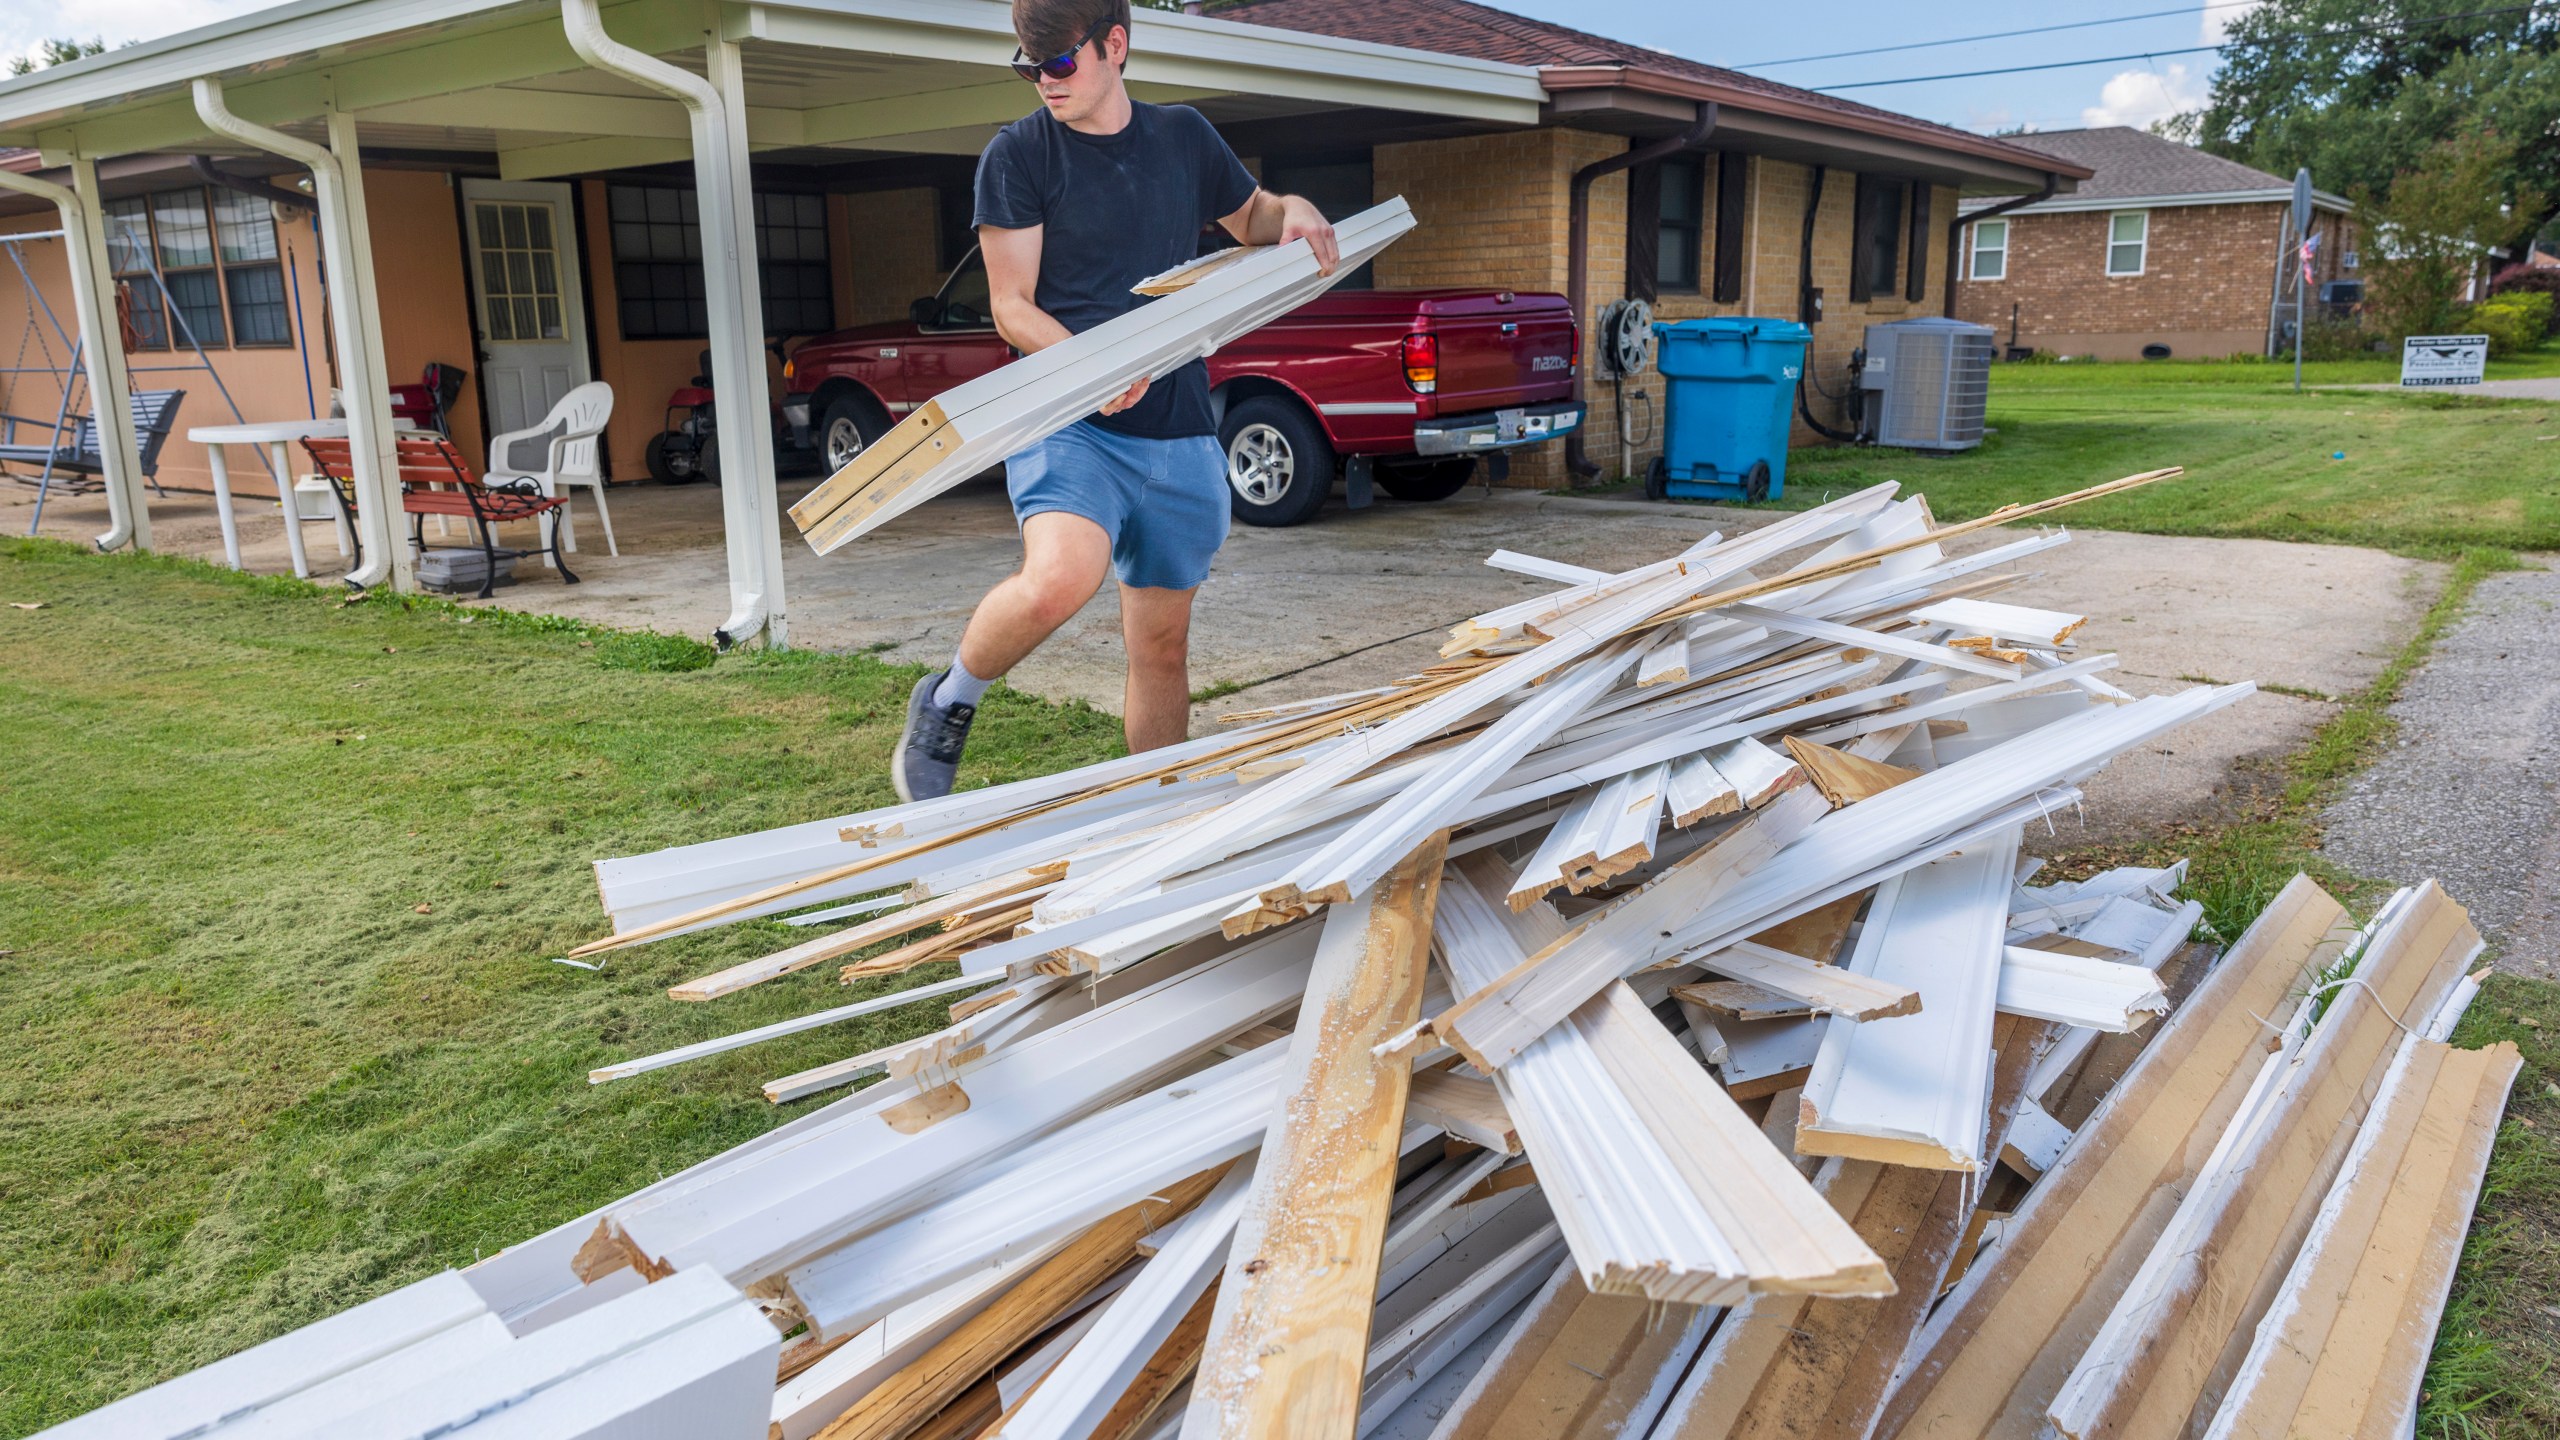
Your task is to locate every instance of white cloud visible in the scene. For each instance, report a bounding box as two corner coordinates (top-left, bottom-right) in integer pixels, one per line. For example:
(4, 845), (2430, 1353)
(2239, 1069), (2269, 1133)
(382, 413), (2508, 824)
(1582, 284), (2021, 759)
(2081, 62), (2211, 130)
(2, 0), (266, 73)
(2202, 0), (2272, 46)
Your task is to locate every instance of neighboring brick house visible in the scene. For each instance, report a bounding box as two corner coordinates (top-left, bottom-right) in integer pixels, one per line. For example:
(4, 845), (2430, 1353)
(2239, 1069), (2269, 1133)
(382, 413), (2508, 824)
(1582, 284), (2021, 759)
(1220, 0), (2090, 480)
(1952, 127), (2356, 361)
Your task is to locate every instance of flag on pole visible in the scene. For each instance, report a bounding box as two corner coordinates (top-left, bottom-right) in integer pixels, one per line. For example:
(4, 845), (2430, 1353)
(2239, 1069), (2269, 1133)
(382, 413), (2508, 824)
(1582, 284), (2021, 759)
(2301, 231), (2322, 288)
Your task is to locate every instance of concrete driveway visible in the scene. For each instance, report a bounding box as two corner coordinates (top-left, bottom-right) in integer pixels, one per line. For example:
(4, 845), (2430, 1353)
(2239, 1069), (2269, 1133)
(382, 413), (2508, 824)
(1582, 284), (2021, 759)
(8, 473), (2437, 847)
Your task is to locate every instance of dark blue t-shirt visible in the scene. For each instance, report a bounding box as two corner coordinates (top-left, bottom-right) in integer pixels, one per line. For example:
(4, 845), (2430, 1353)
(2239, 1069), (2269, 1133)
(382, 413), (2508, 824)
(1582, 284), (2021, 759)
(973, 101), (1258, 439)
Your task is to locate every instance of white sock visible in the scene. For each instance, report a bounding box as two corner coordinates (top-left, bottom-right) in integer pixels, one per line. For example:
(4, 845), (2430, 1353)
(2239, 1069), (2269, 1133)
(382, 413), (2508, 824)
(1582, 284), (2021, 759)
(934, 654), (992, 710)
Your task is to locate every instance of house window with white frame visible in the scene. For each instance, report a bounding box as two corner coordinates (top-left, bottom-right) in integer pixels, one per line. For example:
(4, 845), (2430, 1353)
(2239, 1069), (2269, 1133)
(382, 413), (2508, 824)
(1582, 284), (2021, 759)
(2106, 210), (2148, 276)
(1970, 218), (2008, 280)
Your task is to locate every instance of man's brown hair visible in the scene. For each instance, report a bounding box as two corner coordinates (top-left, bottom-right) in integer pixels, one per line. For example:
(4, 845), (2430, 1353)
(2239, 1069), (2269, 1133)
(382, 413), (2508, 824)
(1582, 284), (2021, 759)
(1013, 0), (1131, 64)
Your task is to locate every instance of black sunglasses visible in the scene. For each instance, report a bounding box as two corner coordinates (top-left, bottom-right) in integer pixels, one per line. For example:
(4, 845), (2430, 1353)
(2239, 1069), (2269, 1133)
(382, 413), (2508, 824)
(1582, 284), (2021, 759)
(1011, 17), (1114, 83)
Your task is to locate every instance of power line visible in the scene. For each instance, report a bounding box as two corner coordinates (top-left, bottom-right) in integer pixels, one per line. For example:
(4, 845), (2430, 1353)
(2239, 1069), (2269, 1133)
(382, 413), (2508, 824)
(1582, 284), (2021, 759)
(1810, 0), (2553, 91)
(1742, 3), (2262, 70)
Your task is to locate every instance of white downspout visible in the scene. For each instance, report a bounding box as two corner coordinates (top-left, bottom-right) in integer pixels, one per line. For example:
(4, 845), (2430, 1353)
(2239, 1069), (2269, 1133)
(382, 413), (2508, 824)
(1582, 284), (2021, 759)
(192, 77), (405, 591)
(562, 0), (787, 648)
(0, 162), (149, 552)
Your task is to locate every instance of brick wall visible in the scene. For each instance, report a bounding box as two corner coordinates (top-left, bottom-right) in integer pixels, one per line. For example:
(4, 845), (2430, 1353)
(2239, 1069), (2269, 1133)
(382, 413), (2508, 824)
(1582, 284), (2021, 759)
(1954, 202), (2361, 360)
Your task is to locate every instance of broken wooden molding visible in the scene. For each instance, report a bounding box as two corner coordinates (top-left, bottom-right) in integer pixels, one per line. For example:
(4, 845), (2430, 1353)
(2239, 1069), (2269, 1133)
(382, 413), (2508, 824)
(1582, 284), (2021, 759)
(1356, 1207), (1569, 1430)
(1671, 978), (1813, 1022)
(1189, 836), (1448, 1440)
(1636, 631), (1690, 688)
(1994, 944), (2171, 1032)
(780, 1046), (1280, 1340)
(1664, 752), (1741, 828)
(791, 200), (1417, 555)
(993, 1160), (1256, 1440)
(1781, 734), (1921, 807)
(1682, 940), (1922, 1021)
(670, 869), (1049, 1001)
(1417, 1255), (1711, 1440)
(1797, 650), (2124, 745)
(2199, 1037), (2522, 1440)
(815, 1169), (1226, 1440)
(1405, 1070), (1520, 1154)
(1999, 1097), (2074, 1179)
(1481, 548), (1609, 587)
(1907, 595), (2088, 647)
(588, 969), (997, 1084)
(1721, 600), (2023, 680)
(1797, 828), (2021, 1171)
(1433, 859), (1888, 1306)
(587, 931), (1320, 1289)
(2044, 880), (2483, 1440)
(1875, 873), (2353, 1440)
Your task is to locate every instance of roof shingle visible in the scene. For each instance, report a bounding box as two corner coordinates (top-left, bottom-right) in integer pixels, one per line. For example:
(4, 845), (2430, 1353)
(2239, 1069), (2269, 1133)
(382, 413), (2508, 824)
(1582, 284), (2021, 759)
(1975, 127), (2290, 201)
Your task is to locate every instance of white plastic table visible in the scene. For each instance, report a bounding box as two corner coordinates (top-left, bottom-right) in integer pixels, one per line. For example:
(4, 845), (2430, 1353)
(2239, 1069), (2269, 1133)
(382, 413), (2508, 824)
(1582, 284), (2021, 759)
(189, 419), (425, 578)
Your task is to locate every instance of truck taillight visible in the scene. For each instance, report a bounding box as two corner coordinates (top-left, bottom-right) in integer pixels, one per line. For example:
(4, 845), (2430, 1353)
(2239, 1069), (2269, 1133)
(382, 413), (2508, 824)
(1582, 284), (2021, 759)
(1568, 321), (1581, 374)
(1402, 331), (1438, 394)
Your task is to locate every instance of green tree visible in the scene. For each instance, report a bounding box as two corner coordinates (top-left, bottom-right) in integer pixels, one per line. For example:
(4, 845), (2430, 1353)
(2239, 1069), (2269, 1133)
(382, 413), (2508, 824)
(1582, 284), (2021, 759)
(7, 37), (106, 76)
(2194, 0), (2560, 245)
(2358, 131), (2544, 340)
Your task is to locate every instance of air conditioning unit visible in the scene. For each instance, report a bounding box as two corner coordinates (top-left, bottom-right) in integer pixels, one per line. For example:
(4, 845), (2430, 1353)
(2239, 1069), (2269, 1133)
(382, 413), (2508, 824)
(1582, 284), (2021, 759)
(1858, 316), (1995, 451)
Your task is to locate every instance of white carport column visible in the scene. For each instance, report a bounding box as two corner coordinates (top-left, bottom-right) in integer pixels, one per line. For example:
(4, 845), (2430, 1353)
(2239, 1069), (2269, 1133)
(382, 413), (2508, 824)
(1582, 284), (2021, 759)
(563, 0), (789, 649)
(0, 161), (151, 552)
(192, 79), (411, 593)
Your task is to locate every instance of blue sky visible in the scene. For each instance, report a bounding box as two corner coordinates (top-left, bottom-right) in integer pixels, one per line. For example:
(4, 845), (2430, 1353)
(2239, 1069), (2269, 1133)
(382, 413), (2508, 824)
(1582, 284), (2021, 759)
(5, 0), (2262, 137)
(1498, 0), (2264, 134)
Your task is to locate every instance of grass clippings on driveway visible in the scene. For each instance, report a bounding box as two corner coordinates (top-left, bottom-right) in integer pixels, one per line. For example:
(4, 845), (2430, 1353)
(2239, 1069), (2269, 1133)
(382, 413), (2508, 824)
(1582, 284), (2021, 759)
(0, 537), (1124, 1432)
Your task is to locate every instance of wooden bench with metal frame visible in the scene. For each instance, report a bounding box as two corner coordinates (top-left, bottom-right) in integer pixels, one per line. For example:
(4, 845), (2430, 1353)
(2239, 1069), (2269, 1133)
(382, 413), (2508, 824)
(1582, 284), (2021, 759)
(302, 433), (578, 598)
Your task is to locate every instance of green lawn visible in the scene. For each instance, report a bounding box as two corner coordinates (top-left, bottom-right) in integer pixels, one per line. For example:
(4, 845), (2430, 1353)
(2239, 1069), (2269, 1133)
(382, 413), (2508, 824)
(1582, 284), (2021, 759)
(1759, 353), (2560, 556)
(0, 539), (1124, 1432)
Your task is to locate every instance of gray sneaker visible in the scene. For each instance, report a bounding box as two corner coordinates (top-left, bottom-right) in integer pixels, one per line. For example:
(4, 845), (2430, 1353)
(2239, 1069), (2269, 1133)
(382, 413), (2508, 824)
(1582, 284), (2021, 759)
(893, 670), (978, 803)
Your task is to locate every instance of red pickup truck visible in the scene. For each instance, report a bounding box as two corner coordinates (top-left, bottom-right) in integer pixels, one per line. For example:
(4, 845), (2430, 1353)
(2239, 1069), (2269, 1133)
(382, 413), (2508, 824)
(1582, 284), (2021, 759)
(780, 248), (1584, 526)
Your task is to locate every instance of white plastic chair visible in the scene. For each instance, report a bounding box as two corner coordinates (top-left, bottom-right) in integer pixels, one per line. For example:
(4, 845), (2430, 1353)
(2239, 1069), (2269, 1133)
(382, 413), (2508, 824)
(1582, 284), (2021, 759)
(488, 381), (617, 558)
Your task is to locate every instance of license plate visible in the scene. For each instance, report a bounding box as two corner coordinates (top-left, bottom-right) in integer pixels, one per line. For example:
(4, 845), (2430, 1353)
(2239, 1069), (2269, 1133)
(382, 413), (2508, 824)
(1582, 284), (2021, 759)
(1496, 408), (1525, 442)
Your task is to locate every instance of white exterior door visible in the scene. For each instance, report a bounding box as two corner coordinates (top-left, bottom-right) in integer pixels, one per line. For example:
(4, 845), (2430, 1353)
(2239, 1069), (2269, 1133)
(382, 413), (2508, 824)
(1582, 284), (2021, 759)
(460, 179), (590, 441)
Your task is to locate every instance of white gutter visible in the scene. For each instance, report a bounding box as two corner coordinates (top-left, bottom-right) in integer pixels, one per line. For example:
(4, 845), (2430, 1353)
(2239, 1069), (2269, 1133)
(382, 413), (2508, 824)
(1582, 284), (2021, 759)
(563, 0), (785, 648)
(0, 162), (148, 552)
(192, 78), (404, 590)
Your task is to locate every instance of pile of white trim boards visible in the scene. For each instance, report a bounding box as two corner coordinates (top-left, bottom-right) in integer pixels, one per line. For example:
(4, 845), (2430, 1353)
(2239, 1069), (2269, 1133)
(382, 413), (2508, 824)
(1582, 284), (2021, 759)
(52, 211), (2520, 1440)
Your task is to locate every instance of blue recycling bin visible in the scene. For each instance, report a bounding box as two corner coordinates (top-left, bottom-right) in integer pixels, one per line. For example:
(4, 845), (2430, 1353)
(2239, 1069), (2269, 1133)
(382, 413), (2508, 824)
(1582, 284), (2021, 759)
(1649, 317), (1813, 502)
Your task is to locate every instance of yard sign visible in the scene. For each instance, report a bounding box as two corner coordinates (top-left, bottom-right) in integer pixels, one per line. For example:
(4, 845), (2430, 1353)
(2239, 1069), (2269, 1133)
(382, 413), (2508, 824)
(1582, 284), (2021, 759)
(2400, 335), (2488, 387)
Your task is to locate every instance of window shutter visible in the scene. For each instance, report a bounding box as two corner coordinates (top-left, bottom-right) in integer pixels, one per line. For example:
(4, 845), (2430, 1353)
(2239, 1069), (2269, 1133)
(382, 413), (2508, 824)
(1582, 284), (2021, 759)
(1849, 176), (1876, 304)
(1713, 154), (1746, 304)
(1905, 183), (1931, 302)
(1625, 158), (1661, 305)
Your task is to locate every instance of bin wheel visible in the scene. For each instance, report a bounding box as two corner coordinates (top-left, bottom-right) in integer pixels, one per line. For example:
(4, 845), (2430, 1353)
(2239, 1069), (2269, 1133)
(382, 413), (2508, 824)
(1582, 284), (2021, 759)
(1644, 456), (1669, 502)
(1743, 459), (1772, 503)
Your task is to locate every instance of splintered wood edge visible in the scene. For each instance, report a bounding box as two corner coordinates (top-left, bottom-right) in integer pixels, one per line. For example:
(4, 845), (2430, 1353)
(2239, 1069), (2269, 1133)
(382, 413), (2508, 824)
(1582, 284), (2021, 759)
(571, 1221), (672, 1285)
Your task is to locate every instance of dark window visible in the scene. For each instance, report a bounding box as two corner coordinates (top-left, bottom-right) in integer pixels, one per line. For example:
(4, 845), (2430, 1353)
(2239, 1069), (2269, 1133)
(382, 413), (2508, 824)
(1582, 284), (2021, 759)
(1851, 176), (1905, 304)
(1905, 184), (1932, 303)
(608, 182), (836, 339)
(757, 191), (834, 334)
(1657, 156), (1705, 294)
(938, 184), (977, 270)
(1713, 153), (1747, 304)
(1261, 152), (1374, 290)
(100, 185), (287, 350)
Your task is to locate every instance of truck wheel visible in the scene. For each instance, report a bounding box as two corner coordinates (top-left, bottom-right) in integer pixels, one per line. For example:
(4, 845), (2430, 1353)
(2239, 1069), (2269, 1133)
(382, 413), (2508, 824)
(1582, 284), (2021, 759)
(1375, 456), (1476, 503)
(819, 394), (890, 474)
(1222, 397), (1334, 527)
(645, 432), (702, 485)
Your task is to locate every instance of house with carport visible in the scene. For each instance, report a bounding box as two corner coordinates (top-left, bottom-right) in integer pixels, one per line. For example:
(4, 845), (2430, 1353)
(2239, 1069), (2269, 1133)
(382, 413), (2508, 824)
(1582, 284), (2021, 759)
(0, 0), (2085, 642)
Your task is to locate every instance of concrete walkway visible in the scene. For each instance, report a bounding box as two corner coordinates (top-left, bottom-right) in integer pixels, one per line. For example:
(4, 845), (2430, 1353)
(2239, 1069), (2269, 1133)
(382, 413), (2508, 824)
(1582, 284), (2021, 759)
(2324, 561), (2560, 975)
(7, 473), (2438, 848)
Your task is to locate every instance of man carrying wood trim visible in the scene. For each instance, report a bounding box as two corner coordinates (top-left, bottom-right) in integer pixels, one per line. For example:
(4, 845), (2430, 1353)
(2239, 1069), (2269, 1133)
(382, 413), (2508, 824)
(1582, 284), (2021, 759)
(895, 0), (1339, 802)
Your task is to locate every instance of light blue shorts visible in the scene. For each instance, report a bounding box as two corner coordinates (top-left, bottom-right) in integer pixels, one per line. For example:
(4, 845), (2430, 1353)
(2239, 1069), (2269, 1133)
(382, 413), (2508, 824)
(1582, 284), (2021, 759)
(1004, 419), (1230, 591)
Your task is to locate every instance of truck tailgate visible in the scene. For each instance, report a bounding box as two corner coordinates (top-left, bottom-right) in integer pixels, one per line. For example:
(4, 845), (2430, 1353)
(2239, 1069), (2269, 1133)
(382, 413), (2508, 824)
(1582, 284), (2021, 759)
(1424, 292), (1576, 413)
